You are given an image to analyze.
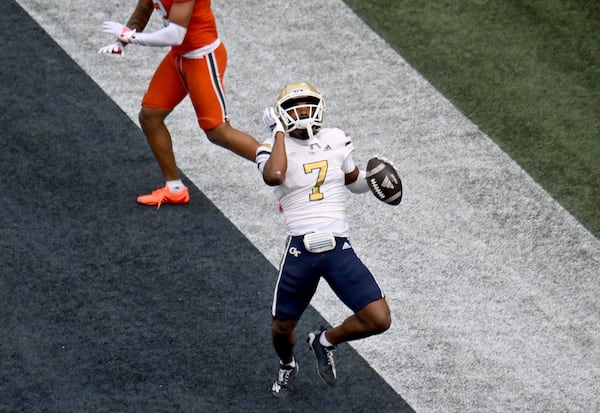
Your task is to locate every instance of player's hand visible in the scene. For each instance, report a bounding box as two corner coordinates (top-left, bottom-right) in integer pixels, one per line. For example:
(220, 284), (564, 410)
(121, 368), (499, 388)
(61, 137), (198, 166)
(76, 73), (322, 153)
(98, 41), (126, 56)
(262, 107), (284, 134)
(102, 21), (136, 43)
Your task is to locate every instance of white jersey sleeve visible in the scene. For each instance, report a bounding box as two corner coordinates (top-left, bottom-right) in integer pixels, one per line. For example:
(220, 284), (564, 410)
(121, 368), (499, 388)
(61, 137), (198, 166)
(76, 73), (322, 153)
(255, 135), (275, 174)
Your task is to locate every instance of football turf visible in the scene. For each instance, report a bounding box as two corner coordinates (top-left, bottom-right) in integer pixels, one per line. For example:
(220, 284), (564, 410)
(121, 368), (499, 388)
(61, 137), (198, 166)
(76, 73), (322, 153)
(343, 0), (600, 238)
(0, 1), (413, 411)
(5, 0), (600, 411)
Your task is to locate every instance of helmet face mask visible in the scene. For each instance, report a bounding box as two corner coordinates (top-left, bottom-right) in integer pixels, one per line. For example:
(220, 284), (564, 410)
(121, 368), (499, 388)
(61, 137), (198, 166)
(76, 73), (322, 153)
(275, 82), (324, 134)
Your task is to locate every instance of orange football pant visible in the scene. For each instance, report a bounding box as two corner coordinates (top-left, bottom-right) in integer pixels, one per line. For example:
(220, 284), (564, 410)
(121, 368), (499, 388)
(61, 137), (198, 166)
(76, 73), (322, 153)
(142, 42), (228, 131)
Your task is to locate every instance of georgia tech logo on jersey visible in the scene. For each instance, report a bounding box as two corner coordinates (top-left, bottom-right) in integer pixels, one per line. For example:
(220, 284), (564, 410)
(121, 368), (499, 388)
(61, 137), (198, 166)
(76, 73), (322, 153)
(288, 247), (301, 257)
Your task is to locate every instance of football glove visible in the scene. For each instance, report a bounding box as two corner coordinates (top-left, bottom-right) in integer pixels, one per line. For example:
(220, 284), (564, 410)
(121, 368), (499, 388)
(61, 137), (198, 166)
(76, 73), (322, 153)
(98, 41), (126, 56)
(102, 21), (136, 43)
(262, 107), (284, 134)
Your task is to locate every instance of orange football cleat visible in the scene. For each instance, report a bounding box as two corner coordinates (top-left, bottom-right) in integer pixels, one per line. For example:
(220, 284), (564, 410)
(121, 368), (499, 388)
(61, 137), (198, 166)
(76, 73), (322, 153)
(137, 185), (190, 208)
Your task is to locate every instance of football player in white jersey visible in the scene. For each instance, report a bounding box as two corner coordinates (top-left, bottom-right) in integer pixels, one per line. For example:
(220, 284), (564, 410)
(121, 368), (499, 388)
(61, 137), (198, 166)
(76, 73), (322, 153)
(256, 82), (391, 398)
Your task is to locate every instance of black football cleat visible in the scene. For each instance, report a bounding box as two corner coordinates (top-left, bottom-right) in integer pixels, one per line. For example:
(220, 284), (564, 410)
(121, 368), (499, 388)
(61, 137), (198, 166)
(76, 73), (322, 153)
(271, 360), (299, 398)
(307, 328), (337, 386)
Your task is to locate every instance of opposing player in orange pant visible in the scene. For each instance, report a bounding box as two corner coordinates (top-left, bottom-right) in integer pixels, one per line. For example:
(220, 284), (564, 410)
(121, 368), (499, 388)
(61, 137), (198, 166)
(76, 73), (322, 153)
(99, 0), (259, 207)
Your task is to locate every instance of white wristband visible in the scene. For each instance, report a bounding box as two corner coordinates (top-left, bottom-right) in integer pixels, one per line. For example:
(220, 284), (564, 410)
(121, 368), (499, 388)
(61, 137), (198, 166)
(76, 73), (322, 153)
(131, 22), (186, 47)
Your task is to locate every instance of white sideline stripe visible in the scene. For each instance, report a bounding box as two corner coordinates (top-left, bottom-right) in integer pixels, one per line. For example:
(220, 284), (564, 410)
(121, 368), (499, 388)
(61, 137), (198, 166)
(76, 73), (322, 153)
(16, 0), (600, 411)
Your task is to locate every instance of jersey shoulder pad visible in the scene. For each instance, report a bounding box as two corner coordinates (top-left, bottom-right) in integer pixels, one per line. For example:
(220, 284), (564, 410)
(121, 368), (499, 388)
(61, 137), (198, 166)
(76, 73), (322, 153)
(319, 127), (352, 147)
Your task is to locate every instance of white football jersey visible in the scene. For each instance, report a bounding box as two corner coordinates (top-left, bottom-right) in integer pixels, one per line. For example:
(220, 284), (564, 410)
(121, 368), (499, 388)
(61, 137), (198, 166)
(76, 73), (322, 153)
(256, 128), (356, 236)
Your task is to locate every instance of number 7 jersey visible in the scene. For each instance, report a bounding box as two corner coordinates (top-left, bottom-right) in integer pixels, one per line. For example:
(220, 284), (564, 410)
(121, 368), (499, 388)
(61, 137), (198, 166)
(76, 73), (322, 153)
(256, 128), (356, 236)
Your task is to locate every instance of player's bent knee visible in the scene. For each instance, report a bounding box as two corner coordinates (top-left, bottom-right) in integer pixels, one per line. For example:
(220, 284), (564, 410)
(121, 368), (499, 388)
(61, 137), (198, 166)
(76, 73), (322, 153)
(272, 319), (296, 336)
(375, 313), (392, 333)
(139, 107), (170, 131)
(204, 122), (229, 145)
(361, 300), (392, 334)
(138, 109), (148, 130)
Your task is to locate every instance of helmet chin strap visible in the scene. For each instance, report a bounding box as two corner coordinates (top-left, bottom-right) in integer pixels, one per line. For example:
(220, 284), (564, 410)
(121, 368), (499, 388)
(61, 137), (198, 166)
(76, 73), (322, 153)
(306, 125), (321, 147)
(297, 119), (320, 146)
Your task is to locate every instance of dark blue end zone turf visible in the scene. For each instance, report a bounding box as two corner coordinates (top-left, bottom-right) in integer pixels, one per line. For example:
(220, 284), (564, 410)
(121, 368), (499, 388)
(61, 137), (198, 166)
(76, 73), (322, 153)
(0, 1), (413, 411)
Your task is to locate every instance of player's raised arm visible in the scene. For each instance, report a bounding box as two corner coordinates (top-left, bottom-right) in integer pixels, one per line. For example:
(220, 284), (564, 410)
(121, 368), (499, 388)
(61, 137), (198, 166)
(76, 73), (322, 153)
(98, 0), (154, 55)
(125, 0), (155, 33)
(260, 108), (287, 186)
(101, 0), (194, 50)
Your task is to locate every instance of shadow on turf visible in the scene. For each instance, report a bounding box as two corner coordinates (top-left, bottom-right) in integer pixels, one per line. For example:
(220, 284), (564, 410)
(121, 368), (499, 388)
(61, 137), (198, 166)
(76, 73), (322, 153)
(0, 1), (414, 411)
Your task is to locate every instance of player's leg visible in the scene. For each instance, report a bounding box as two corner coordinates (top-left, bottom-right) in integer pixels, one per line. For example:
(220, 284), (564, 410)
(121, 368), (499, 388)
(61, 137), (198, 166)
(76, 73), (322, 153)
(270, 318), (300, 398)
(137, 52), (190, 206)
(325, 297), (391, 344)
(270, 236), (320, 397)
(308, 238), (391, 385)
(138, 107), (178, 180)
(205, 121), (260, 162)
(307, 298), (391, 387)
(270, 319), (300, 398)
(272, 319), (298, 366)
(140, 51), (187, 180)
(320, 239), (391, 344)
(184, 43), (259, 162)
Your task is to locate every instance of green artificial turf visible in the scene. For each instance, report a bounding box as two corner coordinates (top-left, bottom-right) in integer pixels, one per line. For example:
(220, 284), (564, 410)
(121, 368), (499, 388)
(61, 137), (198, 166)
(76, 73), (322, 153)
(344, 0), (600, 238)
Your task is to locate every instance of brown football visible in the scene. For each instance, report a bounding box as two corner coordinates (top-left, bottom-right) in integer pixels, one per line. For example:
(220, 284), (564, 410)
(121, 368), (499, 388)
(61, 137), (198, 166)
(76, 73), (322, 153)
(366, 157), (402, 205)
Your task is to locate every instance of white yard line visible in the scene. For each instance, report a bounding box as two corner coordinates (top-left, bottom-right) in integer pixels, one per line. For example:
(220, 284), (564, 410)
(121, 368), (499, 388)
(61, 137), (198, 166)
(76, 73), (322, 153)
(17, 0), (600, 411)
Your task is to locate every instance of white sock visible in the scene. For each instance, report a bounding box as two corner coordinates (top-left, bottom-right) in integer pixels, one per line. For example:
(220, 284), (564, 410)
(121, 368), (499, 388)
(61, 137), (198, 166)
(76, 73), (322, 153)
(166, 180), (184, 192)
(319, 330), (334, 347)
(284, 357), (296, 368)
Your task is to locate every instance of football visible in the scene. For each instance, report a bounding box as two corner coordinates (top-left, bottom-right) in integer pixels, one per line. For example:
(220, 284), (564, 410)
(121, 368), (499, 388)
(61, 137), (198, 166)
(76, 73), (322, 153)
(366, 157), (402, 205)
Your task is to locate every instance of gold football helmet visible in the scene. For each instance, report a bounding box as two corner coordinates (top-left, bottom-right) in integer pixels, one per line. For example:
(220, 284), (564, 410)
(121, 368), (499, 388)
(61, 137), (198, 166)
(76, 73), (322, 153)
(275, 82), (325, 133)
